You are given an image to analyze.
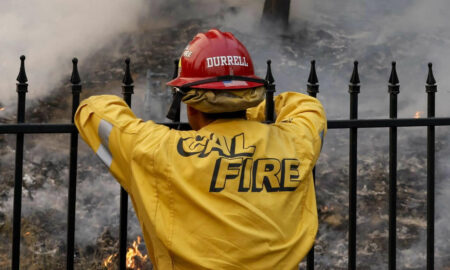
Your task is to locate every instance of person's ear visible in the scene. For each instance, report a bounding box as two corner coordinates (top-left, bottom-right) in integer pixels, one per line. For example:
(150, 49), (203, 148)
(188, 105), (204, 118)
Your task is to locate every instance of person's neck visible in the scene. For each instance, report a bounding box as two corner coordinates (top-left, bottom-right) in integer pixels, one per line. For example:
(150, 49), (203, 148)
(197, 117), (215, 130)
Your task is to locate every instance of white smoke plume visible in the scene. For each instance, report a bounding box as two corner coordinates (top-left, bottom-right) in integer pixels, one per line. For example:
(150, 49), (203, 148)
(288, 0), (450, 118)
(0, 0), (150, 110)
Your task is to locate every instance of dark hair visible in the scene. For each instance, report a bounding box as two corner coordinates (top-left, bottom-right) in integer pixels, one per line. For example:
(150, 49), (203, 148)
(203, 110), (247, 120)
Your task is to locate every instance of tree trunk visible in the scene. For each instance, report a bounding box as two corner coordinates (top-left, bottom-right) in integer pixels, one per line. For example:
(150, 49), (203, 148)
(262, 0), (291, 28)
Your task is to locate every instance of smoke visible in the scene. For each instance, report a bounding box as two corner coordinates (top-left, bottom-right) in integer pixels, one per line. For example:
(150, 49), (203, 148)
(0, 0), (149, 110)
(1, 0), (449, 268)
(288, 0), (450, 118)
(435, 127), (450, 269)
(1, 0), (448, 117)
(0, 136), (143, 256)
(287, 1), (450, 268)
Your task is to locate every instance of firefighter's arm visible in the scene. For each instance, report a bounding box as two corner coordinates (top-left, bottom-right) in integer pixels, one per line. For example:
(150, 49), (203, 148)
(247, 91), (327, 158)
(75, 95), (169, 192)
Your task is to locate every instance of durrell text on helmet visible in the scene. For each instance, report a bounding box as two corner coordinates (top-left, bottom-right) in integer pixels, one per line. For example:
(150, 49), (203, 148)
(206, 56), (249, 68)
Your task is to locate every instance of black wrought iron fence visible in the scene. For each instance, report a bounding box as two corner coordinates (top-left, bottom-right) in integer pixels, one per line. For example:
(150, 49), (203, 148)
(1, 55), (449, 270)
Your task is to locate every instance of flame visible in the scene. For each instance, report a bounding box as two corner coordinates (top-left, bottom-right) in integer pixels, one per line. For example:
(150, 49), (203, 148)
(24, 232), (31, 237)
(102, 236), (148, 270)
(103, 254), (116, 268)
(126, 236), (148, 269)
(0, 107), (4, 111)
(414, 111), (424, 119)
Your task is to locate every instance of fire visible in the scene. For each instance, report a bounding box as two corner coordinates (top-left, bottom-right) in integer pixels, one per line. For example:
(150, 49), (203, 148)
(103, 254), (116, 268)
(414, 111), (424, 119)
(24, 232), (31, 237)
(0, 107), (4, 111)
(102, 236), (148, 270)
(126, 236), (148, 269)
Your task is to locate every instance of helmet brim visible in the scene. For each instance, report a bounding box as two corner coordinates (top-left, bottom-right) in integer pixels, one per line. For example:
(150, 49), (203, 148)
(167, 75), (265, 90)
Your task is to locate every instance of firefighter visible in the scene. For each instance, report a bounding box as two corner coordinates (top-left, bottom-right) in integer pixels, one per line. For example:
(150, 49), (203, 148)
(75, 29), (326, 270)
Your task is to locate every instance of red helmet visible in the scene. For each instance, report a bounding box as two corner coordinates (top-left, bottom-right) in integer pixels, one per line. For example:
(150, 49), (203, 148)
(167, 29), (265, 90)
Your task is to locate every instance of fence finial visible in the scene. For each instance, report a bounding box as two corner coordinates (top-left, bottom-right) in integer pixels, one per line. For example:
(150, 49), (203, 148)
(122, 57), (134, 85)
(264, 59), (275, 122)
(17, 55), (28, 84)
(348, 61), (360, 95)
(172, 59), (179, 79)
(350, 61), (360, 85)
(265, 60), (275, 85)
(426, 63), (437, 93)
(307, 60), (319, 97)
(388, 61), (400, 94)
(71, 58), (81, 85)
(389, 62), (399, 85)
(308, 60), (318, 85)
(426, 63), (436, 86)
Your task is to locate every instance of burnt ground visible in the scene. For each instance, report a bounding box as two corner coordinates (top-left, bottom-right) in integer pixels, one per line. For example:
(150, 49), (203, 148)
(1, 9), (450, 270)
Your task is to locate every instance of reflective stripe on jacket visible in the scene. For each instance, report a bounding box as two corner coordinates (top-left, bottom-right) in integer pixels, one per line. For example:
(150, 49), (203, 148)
(75, 92), (327, 270)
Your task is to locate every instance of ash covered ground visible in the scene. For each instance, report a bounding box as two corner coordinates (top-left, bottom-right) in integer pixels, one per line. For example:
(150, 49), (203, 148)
(1, 1), (450, 269)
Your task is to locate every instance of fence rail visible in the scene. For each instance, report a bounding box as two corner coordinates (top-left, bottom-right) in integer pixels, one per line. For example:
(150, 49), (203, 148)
(2, 117), (450, 134)
(0, 55), (444, 270)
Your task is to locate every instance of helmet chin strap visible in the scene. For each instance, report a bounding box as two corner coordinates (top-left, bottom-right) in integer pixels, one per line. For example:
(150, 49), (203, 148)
(166, 76), (267, 121)
(166, 87), (187, 121)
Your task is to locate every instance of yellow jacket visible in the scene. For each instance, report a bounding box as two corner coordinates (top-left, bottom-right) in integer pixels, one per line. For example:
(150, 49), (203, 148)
(75, 92), (327, 270)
